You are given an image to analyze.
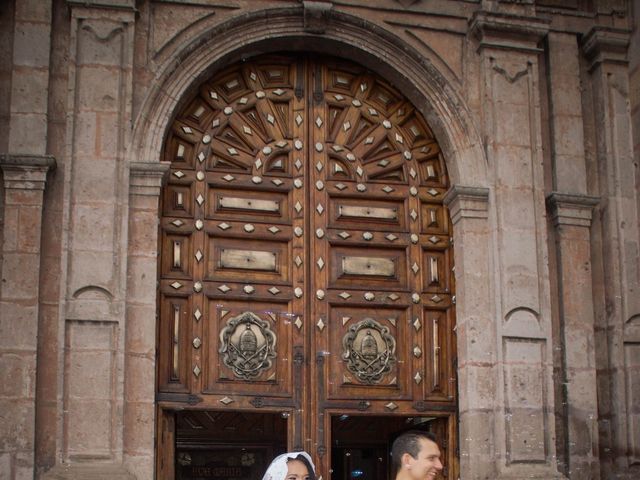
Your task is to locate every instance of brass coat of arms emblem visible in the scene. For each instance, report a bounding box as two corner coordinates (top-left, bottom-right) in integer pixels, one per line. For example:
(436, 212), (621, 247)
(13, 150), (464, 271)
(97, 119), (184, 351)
(342, 318), (396, 384)
(219, 311), (277, 380)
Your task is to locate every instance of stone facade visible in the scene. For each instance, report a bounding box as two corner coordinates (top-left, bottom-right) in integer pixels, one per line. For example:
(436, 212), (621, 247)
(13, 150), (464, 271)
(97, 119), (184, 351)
(0, 0), (638, 479)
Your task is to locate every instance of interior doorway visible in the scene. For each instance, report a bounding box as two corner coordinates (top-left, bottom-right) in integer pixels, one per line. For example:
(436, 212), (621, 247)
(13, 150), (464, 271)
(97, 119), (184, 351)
(173, 411), (287, 480)
(157, 52), (457, 479)
(331, 415), (452, 480)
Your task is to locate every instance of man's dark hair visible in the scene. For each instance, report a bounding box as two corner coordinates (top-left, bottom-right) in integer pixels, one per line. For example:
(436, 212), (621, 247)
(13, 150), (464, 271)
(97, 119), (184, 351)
(390, 430), (438, 475)
(289, 453), (317, 480)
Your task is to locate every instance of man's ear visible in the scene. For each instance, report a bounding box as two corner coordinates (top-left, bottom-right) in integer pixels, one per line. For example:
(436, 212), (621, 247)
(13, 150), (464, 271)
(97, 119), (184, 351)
(401, 452), (414, 469)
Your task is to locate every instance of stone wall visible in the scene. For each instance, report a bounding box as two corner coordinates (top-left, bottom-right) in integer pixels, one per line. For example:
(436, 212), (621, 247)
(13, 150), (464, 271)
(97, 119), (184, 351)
(0, 1), (638, 479)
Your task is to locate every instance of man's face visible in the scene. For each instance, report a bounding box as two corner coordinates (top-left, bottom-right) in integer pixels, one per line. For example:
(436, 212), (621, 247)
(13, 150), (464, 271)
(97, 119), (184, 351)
(404, 438), (443, 480)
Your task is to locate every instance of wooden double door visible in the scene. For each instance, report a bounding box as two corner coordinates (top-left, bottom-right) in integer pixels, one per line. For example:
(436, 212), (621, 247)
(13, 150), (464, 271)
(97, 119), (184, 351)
(157, 54), (457, 479)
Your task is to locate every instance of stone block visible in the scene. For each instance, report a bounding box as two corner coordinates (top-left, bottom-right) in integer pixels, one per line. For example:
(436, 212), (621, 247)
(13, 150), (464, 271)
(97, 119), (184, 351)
(123, 402), (155, 453)
(454, 232), (488, 276)
(503, 339), (548, 464)
(97, 112), (120, 159)
(563, 331), (592, 368)
(548, 34), (580, 75)
(123, 355), (154, 402)
(67, 350), (114, 399)
(549, 78), (583, 117)
(65, 297), (119, 324)
(497, 242), (540, 308)
(497, 224), (538, 275)
(8, 113), (47, 155)
(503, 308), (545, 339)
(65, 399), (113, 457)
(459, 411), (495, 455)
(124, 453), (154, 480)
(494, 145), (534, 187)
(454, 283), (491, 325)
(0, 303), (38, 349)
(490, 58), (532, 106)
(17, 205), (44, 253)
(128, 209), (160, 255)
(125, 256), (159, 304)
(553, 115), (586, 157)
(457, 364), (496, 411)
(14, 451), (34, 480)
(0, 453), (10, 480)
(72, 158), (117, 202)
(0, 253), (40, 300)
(553, 153), (588, 193)
(0, 399), (35, 451)
(78, 67), (121, 113)
(12, 23), (51, 68)
(70, 203), (116, 252)
(11, 69), (49, 116)
(129, 193), (162, 210)
(456, 315), (496, 364)
(496, 187), (537, 231)
(77, 19), (126, 67)
(2, 205), (19, 251)
(506, 408), (546, 463)
(566, 369), (598, 410)
(0, 352), (35, 398)
(494, 103), (531, 147)
(4, 188), (44, 207)
(39, 260), (62, 303)
(125, 304), (156, 353)
(624, 344), (640, 449)
(72, 111), (97, 157)
(67, 319), (115, 351)
(15, 0), (52, 22)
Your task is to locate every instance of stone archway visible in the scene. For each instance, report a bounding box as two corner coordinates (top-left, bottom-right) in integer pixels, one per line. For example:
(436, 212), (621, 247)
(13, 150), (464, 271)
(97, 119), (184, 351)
(125, 7), (490, 479)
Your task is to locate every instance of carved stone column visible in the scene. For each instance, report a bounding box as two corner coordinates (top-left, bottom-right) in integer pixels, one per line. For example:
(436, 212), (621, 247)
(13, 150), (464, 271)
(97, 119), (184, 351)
(0, 154), (55, 480)
(582, 26), (640, 479)
(123, 162), (169, 479)
(444, 186), (494, 479)
(470, 10), (565, 478)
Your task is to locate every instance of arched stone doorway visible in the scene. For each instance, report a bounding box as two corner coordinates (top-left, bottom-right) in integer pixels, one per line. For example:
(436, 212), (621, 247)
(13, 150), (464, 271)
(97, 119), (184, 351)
(125, 9), (491, 480)
(156, 53), (457, 479)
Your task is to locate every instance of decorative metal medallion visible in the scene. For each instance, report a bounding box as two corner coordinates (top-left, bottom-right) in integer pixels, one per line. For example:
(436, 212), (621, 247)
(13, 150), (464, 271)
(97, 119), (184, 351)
(219, 311), (277, 380)
(342, 318), (396, 385)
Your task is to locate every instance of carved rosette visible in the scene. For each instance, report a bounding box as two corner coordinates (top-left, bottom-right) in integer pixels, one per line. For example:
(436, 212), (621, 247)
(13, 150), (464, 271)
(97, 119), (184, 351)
(219, 311), (277, 380)
(342, 318), (396, 384)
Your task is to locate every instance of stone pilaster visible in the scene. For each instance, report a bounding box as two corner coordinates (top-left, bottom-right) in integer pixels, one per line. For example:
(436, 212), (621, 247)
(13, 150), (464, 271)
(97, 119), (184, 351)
(0, 154), (55, 480)
(547, 193), (601, 479)
(49, 1), (137, 478)
(444, 185), (495, 480)
(123, 162), (169, 479)
(582, 26), (640, 479)
(545, 31), (602, 479)
(470, 10), (565, 478)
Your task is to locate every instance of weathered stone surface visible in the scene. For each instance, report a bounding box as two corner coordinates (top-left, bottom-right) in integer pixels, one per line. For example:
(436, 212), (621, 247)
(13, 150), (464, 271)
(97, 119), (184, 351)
(0, 2), (637, 480)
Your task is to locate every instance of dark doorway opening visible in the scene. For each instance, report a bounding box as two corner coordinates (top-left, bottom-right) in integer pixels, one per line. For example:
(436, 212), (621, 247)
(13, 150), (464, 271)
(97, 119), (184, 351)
(174, 411), (287, 480)
(330, 415), (450, 480)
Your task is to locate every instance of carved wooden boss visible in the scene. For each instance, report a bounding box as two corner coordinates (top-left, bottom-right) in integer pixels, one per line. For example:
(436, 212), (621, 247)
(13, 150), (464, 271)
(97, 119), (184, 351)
(158, 54), (455, 457)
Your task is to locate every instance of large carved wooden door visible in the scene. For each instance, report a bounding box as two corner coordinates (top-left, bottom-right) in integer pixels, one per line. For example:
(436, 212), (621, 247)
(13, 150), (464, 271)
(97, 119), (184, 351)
(158, 54), (456, 479)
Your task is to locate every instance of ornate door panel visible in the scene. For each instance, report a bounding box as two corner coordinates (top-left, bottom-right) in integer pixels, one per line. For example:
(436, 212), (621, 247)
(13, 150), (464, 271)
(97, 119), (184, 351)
(159, 56), (306, 417)
(159, 54), (456, 479)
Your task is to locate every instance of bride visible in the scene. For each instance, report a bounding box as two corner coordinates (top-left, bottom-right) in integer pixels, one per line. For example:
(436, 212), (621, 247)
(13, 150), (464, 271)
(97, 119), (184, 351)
(261, 451), (316, 480)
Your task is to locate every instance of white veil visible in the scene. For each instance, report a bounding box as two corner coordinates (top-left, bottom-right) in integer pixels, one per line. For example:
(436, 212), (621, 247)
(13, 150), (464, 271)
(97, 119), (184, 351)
(261, 451), (315, 480)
